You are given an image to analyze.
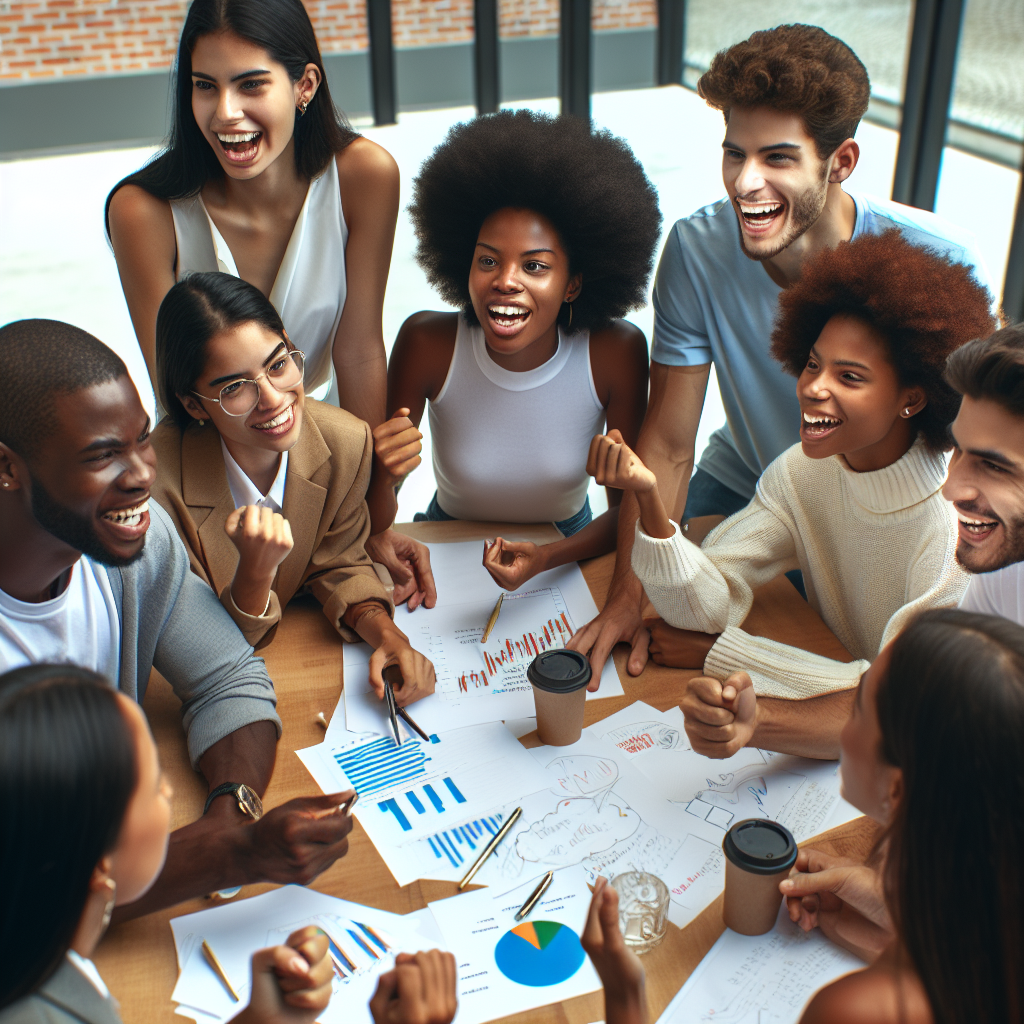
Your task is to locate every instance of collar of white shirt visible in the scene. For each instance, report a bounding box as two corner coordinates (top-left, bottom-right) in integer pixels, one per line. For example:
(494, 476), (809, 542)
(220, 438), (289, 513)
(66, 950), (111, 1000)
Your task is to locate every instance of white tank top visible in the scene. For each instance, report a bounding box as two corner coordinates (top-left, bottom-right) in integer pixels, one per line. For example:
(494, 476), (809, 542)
(428, 316), (605, 523)
(170, 157), (348, 394)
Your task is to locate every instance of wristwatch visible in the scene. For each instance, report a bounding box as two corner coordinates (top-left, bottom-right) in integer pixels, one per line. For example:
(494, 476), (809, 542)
(204, 782), (264, 821)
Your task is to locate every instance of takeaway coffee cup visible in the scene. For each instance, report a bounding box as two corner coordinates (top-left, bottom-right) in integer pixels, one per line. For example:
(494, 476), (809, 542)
(527, 649), (591, 745)
(722, 818), (798, 935)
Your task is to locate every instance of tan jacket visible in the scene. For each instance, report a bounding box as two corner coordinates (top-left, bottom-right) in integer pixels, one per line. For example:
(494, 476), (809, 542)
(151, 399), (392, 648)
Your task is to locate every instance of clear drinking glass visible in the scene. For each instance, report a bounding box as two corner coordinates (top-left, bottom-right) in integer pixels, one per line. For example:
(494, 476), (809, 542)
(611, 871), (669, 954)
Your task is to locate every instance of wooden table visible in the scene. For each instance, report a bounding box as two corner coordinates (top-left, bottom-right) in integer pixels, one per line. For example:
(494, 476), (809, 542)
(95, 521), (875, 1024)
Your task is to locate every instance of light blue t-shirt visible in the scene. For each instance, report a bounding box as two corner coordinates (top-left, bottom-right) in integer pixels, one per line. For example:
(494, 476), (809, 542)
(651, 192), (994, 499)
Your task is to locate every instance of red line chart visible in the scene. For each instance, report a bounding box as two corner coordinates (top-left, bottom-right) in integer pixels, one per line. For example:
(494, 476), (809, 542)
(482, 614), (572, 676)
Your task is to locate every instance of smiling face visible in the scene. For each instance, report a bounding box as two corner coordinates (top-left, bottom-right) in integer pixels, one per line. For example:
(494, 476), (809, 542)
(182, 321), (305, 459)
(797, 314), (923, 472)
(942, 396), (1024, 573)
(467, 207), (581, 370)
(108, 695), (173, 905)
(189, 30), (318, 179)
(723, 106), (834, 261)
(23, 377), (156, 566)
(839, 642), (902, 824)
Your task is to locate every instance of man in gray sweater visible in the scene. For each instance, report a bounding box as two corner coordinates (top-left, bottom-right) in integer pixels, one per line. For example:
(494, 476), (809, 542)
(0, 319), (354, 917)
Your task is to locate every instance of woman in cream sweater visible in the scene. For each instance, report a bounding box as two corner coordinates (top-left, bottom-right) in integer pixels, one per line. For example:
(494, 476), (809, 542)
(587, 230), (996, 700)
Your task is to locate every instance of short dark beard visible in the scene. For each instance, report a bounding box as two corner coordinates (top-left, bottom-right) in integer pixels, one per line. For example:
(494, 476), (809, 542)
(738, 164), (830, 263)
(955, 515), (1024, 574)
(29, 473), (144, 568)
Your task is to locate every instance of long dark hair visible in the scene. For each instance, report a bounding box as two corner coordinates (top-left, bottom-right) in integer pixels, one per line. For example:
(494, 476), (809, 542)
(879, 609), (1024, 1023)
(105, 0), (357, 229)
(0, 665), (136, 1008)
(157, 271), (288, 431)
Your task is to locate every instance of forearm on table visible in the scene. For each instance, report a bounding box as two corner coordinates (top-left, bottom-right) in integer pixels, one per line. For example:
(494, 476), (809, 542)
(346, 600), (402, 647)
(751, 690), (855, 759)
(536, 506), (620, 571)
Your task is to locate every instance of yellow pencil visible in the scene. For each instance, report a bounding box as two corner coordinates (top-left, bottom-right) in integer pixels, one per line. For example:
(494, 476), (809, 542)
(481, 592), (504, 644)
(202, 939), (239, 1002)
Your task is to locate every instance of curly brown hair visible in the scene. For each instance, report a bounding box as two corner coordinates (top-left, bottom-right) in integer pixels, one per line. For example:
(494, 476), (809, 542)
(770, 230), (997, 451)
(697, 24), (870, 159)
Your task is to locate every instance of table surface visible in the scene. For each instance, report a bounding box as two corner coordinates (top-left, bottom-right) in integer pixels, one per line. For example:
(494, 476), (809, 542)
(95, 521), (875, 1024)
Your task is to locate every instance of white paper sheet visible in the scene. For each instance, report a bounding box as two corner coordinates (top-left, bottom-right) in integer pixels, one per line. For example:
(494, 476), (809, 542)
(657, 906), (865, 1024)
(169, 885), (441, 1024)
(296, 723), (548, 846)
(343, 541), (622, 736)
(427, 866), (602, 1024)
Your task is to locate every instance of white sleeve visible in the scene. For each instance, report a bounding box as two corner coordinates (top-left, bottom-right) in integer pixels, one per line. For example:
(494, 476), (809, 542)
(959, 574), (998, 615)
(630, 485), (798, 634)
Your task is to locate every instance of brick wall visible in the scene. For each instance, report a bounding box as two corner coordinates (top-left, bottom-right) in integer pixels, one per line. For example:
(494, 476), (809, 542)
(0, 0), (656, 84)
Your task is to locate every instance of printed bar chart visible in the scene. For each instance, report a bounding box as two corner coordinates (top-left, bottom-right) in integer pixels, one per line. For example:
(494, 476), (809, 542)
(378, 776), (468, 831)
(332, 735), (440, 796)
(425, 813), (505, 869)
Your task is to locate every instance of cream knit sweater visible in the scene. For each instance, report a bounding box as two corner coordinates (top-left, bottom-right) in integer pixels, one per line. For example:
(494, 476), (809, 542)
(631, 440), (969, 698)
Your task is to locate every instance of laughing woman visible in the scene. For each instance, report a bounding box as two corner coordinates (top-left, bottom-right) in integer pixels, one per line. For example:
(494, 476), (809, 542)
(387, 109), (661, 590)
(589, 230), (996, 700)
(105, 0), (431, 603)
(150, 273), (434, 705)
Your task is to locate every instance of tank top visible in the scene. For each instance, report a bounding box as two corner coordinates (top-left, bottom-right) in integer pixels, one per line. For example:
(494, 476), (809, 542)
(170, 157), (348, 394)
(428, 316), (605, 523)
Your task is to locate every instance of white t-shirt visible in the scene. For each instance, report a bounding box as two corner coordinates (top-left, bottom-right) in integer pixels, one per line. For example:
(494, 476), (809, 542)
(959, 562), (1024, 625)
(0, 556), (121, 682)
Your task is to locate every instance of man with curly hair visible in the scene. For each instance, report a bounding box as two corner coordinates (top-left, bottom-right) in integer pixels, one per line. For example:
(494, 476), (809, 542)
(570, 23), (994, 685)
(387, 110), (661, 615)
(943, 324), (1024, 625)
(587, 231), (995, 756)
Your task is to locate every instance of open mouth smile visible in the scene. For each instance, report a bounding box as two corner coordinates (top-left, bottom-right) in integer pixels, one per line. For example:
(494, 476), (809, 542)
(101, 498), (150, 539)
(801, 411), (843, 440)
(487, 304), (531, 337)
(737, 200), (785, 236)
(216, 131), (262, 163)
(956, 509), (1000, 544)
(251, 404), (294, 437)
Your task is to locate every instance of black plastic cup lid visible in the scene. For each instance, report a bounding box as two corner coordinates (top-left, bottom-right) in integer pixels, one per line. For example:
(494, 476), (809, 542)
(527, 650), (592, 693)
(722, 819), (797, 875)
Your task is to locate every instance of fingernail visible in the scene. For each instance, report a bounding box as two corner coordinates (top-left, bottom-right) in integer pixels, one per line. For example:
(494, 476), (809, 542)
(779, 880), (793, 891)
(289, 955), (309, 974)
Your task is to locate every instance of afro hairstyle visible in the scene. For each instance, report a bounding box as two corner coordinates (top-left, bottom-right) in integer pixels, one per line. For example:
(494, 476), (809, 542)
(408, 109), (662, 332)
(770, 230), (997, 452)
(698, 24), (869, 159)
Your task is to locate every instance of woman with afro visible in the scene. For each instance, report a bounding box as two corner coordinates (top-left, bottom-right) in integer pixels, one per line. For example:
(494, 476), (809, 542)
(385, 109), (662, 590)
(587, 230), (997, 716)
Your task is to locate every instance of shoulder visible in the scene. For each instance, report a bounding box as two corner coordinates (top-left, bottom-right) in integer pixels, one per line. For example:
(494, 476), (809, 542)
(304, 398), (371, 450)
(800, 966), (932, 1024)
(855, 193), (979, 257)
(393, 311), (459, 357)
(150, 418), (185, 464)
(107, 182), (174, 236)
(589, 319), (646, 354)
(669, 198), (737, 246)
(335, 137), (399, 197)
(962, 561), (1024, 621)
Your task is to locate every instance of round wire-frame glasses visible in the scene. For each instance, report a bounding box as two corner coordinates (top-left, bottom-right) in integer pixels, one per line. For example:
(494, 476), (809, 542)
(193, 349), (305, 417)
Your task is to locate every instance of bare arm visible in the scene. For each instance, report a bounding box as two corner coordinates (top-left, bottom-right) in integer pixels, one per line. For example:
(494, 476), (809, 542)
(107, 184), (178, 386)
(567, 361), (710, 678)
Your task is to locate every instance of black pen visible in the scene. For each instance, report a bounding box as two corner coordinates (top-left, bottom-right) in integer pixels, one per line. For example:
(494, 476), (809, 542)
(382, 664), (433, 744)
(382, 667), (401, 747)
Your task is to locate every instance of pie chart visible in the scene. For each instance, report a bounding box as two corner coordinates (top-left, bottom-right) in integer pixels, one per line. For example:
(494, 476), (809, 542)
(493, 920), (586, 987)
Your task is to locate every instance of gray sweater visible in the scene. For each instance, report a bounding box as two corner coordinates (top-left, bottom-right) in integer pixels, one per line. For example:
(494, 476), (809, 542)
(108, 501), (281, 766)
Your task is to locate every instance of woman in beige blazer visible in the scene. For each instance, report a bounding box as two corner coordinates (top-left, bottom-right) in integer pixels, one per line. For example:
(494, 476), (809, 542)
(150, 272), (434, 704)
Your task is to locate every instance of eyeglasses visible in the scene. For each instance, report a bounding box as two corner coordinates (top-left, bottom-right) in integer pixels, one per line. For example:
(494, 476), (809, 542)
(193, 349), (305, 417)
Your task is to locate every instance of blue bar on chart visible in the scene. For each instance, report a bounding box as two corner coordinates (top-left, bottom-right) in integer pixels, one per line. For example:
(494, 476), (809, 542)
(425, 813), (505, 868)
(377, 775), (469, 831)
(333, 736), (432, 796)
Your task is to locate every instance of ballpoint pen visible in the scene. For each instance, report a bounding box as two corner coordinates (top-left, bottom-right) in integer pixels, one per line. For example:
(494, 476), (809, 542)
(383, 671), (401, 747)
(457, 806), (523, 890)
(382, 664), (432, 743)
(202, 939), (239, 1002)
(515, 870), (554, 921)
(481, 591), (504, 644)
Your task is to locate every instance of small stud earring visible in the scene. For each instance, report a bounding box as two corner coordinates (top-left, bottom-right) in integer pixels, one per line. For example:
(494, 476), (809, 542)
(1, 481), (8, 488)
(197, 419), (205, 427)
(903, 407), (912, 417)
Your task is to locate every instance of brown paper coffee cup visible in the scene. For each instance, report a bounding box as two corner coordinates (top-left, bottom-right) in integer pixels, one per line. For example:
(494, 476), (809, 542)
(527, 650), (591, 746)
(722, 819), (797, 936)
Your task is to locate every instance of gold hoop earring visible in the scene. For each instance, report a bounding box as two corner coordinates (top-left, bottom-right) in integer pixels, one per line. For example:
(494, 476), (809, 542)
(100, 879), (116, 931)
(299, 99), (308, 115)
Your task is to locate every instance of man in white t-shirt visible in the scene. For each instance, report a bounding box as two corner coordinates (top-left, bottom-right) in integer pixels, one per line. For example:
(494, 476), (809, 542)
(943, 324), (1024, 622)
(570, 25), (992, 756)
(0, 319), (356, 918)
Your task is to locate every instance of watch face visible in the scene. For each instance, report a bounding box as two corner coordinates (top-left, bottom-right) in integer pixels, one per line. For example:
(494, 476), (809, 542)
(237, 784), (264, 821)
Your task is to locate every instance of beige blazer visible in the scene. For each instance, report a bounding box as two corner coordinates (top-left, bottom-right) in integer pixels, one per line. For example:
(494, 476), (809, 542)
(151, 399), (393, 648)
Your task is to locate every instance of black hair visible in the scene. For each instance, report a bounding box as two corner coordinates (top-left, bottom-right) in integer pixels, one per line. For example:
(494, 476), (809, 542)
(0, 319), (128, 460)
(156, 271), (288, 431)
(879, 609), (1024, 1023)
(0, 665), (137, 1008)
(104, 0), (358, 230)
(944, 322), (1024, 415)
(409, 109), (662, 332)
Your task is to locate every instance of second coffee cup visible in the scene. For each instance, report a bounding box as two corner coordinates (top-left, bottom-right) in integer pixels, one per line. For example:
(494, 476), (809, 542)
(722, 818), (798, 936)
(528, 649), (591, 745)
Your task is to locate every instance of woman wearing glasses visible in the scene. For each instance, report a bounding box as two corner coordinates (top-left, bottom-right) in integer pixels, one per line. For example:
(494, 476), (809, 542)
(149, 272), (435, 705)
